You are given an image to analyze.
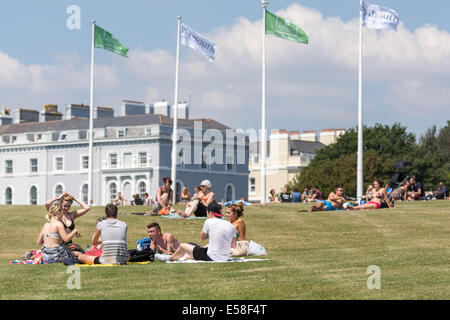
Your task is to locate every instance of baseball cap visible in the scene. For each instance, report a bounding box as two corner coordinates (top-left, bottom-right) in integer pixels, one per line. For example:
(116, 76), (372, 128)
(207, 203), (222, 218)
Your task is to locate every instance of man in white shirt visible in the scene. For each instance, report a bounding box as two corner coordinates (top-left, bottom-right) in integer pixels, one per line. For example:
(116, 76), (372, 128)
(159, 203), (237, 262)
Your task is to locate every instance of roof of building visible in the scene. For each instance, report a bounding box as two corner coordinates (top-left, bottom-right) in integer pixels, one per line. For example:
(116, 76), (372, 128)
(250, 139), (326, 155)
(0, 113), (230, 135)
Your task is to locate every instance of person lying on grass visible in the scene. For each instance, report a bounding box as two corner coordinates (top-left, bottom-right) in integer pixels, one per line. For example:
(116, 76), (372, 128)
(147, 222), (180, 255)
(309, 187), (345, 212)
(348, 180), (392, 210)
(77, 204), (129, 265)
(37, 203), (80, 264)
(156, 203), (237, 262)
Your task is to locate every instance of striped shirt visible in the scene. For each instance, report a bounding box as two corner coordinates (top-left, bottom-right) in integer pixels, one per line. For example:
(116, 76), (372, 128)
(97, 219), (128, 264)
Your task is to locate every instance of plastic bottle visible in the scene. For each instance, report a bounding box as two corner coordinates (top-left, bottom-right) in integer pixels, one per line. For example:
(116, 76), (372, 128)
(86, 245), (90, 251)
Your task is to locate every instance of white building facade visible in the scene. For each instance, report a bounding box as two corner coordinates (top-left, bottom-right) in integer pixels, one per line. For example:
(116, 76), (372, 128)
(0, 103), (249, 205)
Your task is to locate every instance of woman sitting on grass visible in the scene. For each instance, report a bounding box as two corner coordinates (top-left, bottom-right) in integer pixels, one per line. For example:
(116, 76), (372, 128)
(37, 204), (80, 264)
(226, 202), (246, 241)
(348, 180), (392, 210)
(177, 185), (202, 218)
(45, 192), (90, 253)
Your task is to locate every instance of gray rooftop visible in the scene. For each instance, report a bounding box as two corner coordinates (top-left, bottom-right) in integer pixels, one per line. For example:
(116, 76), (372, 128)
(0, 113), (230, 135)
(250, 139), (326, 155)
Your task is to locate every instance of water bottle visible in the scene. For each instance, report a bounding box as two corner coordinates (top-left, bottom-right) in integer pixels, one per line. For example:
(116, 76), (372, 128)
(86, 244), (90, 251)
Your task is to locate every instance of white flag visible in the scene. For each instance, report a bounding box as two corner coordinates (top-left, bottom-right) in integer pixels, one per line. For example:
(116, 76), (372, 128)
(180, 23), (216, 62)
(361, 2), (399, 30)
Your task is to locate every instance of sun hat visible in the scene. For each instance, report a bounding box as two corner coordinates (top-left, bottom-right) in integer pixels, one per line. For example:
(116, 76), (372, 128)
(200, 179), (212, 189)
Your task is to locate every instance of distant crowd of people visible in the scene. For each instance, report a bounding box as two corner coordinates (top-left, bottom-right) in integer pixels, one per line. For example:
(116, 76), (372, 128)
(267, 177), (448, 212)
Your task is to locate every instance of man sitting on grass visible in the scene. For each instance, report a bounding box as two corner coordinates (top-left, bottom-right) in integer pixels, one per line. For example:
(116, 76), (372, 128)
(156, 203), (237, 262)
(147, 222), (180, 255)
(78, 204), (129, 265)
(309, 187), (345, 211)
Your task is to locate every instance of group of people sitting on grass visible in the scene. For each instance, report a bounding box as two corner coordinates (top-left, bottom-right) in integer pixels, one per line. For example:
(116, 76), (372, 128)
(36, 188), (248, 265)
(308, 180), (393, 212)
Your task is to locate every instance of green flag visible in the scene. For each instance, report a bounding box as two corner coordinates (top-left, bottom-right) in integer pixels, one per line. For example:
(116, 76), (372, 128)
(94, 25), (129, 58)
(265, 10), (308, 44)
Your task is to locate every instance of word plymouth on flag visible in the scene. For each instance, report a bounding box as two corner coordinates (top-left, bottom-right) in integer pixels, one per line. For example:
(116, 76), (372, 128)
(265, 10), (308, 44)
(180, 23), (216, 62)
(361, 2), (399, 30)
(94, 25), (129, 58)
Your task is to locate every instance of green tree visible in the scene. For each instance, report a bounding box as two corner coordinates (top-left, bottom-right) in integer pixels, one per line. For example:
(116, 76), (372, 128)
(287, 123), (420, 198)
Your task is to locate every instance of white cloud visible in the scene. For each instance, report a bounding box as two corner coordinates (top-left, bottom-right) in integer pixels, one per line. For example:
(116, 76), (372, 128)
(0, 3), (449, 136)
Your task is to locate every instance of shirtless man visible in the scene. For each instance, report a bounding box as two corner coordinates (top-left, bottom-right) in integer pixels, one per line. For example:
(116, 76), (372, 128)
(309, 187), (345, 211)
(147, 222), (180, 255)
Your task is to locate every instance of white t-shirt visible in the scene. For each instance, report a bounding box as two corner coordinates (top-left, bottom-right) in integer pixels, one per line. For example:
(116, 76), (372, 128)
(202, 218), (236, 262)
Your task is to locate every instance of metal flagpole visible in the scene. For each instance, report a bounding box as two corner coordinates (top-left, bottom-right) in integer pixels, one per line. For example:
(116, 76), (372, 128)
(171, 16), (182, 199)
(357, 0), (364, 201)
(261, 1), (268, 204)
(88, 20), (96, 205)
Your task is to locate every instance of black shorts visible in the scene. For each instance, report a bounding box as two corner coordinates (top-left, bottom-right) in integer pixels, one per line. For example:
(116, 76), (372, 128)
(194, 202), (207, 217)
(192, 246), (212, 261)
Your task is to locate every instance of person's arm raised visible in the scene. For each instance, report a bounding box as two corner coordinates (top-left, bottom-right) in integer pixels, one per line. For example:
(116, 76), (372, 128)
(44, 194), (63, 211)
(70, 194), (90, 219)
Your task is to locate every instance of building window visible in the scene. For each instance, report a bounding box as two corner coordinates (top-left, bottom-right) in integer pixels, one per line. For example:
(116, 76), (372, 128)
(81, 156), (89, 169)
(226, 155), (234, 171)
(5, 187), (12, 204)
(145, 128), (152, 136)
(55, 157), (63, 171)
(109, 182), (117, 203)
(109, 153), (118, 168)
(250, 178), (256, 193)
(5, 160), (13, 174)
(138, 181), (146, 199)
(30, 159), (38, 173)
(29, 186), (37, 205)
(117, 129), (126, 138)
(81, 184), (89, 204)
(138, 152), (147, 166)
(55, 184), (64, 197)
(226, 184), (234, 202)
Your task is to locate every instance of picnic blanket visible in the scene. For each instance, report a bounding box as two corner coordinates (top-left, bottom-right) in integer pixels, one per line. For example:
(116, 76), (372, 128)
(76, 261), (151, 267)
(166, 258), (269, 264)
(160, 213), (207, 220)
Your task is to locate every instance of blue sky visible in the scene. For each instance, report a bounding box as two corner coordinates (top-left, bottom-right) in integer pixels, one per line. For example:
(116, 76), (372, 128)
(0, 1), (449, 139)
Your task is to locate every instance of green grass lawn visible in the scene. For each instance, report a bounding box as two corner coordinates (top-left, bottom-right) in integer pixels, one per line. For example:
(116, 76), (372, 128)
(0, 201), (449, 300)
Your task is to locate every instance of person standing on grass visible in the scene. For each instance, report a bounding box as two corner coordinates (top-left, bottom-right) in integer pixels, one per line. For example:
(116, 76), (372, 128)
(147, 222), (180, 254)
(78, 204), (129, 265)
(157, 203), (237, 262)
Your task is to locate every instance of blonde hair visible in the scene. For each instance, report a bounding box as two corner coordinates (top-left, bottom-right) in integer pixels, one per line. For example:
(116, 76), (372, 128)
(61, 193), (74, 204)
(229, 202), (244, 217)
(46, 203), (61, 222)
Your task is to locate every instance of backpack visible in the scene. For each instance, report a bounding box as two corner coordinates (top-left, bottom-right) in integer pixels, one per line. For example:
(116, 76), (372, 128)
(136, 238), (151, 251)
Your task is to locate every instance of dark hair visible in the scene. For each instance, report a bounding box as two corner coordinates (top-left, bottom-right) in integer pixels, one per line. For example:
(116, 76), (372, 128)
(144, 193), (149, 197)
(162, 177), (173, 184)
(374, 180), (384, 187)
(335, 186), (344, 191)
(293, 187), (299, 193)
(207, 203), (222, 218)
(105, 203), (118, 218)
(97, 217), (106, 223)
(313, 185), (319, 189)
(147, 222), (161, 231)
